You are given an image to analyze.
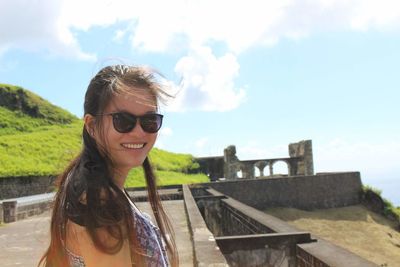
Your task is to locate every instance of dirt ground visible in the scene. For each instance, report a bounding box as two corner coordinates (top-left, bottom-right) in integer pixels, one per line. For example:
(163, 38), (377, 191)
(265, 205), (400, 267)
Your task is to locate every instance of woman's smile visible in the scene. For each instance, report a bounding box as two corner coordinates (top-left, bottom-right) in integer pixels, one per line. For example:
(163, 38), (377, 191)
(120, 143), (146, 149)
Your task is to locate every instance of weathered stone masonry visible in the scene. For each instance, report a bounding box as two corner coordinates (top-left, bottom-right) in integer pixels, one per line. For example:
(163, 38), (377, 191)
(0, 175), (56, 200)
(195, 140), (314, 180)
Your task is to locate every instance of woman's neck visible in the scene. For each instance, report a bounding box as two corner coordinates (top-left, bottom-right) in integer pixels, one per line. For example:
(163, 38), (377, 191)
(112, 169), (128, 190)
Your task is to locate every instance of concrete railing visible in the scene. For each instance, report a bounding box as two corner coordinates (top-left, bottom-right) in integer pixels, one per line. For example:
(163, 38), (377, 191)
(192, 185), (378, 267)
(0, 185), (183, 224)
(0, 203), (3, 223)
(182, 184), (229, 266)
(195, 187), (315, 266)
(0, 193), (55, 223)
(126, 185), (183, 202)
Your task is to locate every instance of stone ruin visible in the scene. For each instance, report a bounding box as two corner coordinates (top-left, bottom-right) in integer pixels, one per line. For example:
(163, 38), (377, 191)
(195, 140), (314, 181)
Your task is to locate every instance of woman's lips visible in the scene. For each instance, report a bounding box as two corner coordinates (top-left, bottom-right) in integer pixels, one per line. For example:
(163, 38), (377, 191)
(120, 143), (146, 149)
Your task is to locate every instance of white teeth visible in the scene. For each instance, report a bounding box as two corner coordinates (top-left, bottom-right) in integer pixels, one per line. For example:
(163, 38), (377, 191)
(121, 143), (145, 149)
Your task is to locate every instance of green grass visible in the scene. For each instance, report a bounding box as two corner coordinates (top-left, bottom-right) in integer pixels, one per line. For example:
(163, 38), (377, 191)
(0, 106), (71, 135)
(0, 120), (203, 180)
(0, 121), (83, 177)
(150, 148), (200, 172)
(0, 84), (78, 125)
(363, 185), (400, 222)
(0, 123), (207, 186)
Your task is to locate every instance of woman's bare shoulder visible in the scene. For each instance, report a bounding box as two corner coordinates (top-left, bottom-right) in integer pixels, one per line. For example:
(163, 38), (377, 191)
(66, 220), (131, 267)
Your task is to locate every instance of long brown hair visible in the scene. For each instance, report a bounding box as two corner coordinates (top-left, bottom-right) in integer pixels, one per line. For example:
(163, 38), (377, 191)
(38, 65), (178, 266)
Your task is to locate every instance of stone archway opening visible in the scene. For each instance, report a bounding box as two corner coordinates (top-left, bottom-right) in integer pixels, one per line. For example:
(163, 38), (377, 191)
(272, 161), (289, 177)
(237, 170), (243, 178)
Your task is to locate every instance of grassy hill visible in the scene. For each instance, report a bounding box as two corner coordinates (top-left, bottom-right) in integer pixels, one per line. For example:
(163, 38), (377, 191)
(0, 84), (208, 186)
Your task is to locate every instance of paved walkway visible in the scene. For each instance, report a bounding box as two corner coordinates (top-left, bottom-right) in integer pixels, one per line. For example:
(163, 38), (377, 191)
(0, 200), (193, 266)
(137, 200), (194, 266)
(0, 211), (50, 266)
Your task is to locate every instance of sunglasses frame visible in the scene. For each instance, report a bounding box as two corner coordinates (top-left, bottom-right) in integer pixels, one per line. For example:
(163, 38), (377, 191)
(96, 112), (163, 134)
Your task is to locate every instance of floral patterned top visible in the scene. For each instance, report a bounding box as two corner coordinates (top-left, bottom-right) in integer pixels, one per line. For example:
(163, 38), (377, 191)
(66, 202), (169, 267)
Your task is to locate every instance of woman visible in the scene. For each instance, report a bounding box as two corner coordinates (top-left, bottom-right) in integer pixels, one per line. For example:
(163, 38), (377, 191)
(38, 65), (178, 267)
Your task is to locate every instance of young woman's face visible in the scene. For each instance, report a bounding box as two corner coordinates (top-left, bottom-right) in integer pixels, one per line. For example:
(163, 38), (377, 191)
(98, 89), (158, 174)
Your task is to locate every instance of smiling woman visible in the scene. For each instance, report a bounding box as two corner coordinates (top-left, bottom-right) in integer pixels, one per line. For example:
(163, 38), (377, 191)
(38, 65), (178, 267)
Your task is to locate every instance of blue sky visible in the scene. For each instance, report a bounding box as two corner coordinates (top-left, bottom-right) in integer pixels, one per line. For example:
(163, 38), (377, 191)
(0, 0), (399, 205)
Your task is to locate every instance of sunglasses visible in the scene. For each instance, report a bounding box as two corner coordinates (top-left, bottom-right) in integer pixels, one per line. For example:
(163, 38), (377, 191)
(97, 112), (163, 134)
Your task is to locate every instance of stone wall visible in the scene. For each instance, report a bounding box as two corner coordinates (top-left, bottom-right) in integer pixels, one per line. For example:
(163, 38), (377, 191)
(289, 140), (314, 176)
(0, 176), (56, 200)
(196, 195), (278, 237)
(194, 156), (224, 181)
(194, 140), (314, 180)
(192, 188), (303, 267)
(296, 245), (330, 267)
(190, 184), (377, 267)
(203, 172), (363, 210)
(216, 233), (313, 267)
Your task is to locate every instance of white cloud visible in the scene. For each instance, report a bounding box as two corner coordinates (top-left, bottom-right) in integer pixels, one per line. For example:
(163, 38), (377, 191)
(349, 0), (400, 31)
(123, 0), (400, 53)
(195, 137), (209, 149)
(159, 127), (173, 137)
(169, 45), (246, 112)
(0, 0), (96, 61)
(2, 0), (400, 112)
(2, 0), (400, 59)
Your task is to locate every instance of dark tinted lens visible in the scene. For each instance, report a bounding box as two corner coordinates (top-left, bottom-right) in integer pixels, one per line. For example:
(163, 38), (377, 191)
(112, 112), (136, 133)
(140, 114), (163, 133)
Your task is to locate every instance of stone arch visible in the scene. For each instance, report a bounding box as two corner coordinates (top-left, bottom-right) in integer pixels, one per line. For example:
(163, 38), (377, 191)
(271, 160), (289, 176)
(254, 160), (268, 177)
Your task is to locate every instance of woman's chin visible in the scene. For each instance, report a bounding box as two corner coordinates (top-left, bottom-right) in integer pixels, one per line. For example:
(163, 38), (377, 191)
(126, 159), (146, 169)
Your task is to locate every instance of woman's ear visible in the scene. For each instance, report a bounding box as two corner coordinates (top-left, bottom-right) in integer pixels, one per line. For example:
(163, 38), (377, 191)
(84, 114), (95, 137)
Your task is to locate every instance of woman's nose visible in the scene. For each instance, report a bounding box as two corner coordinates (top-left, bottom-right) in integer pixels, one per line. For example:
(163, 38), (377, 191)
(128, 120), (146, 137)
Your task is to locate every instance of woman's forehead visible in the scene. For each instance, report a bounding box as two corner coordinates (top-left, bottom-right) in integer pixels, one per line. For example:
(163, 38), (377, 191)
(106, 92), (157, 113)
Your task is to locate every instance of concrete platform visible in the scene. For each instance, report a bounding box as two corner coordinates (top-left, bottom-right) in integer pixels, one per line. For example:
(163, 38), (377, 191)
(0, 211), (50, 266)
(136, 200), (194, 266)
(0, 200), (193, 267)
